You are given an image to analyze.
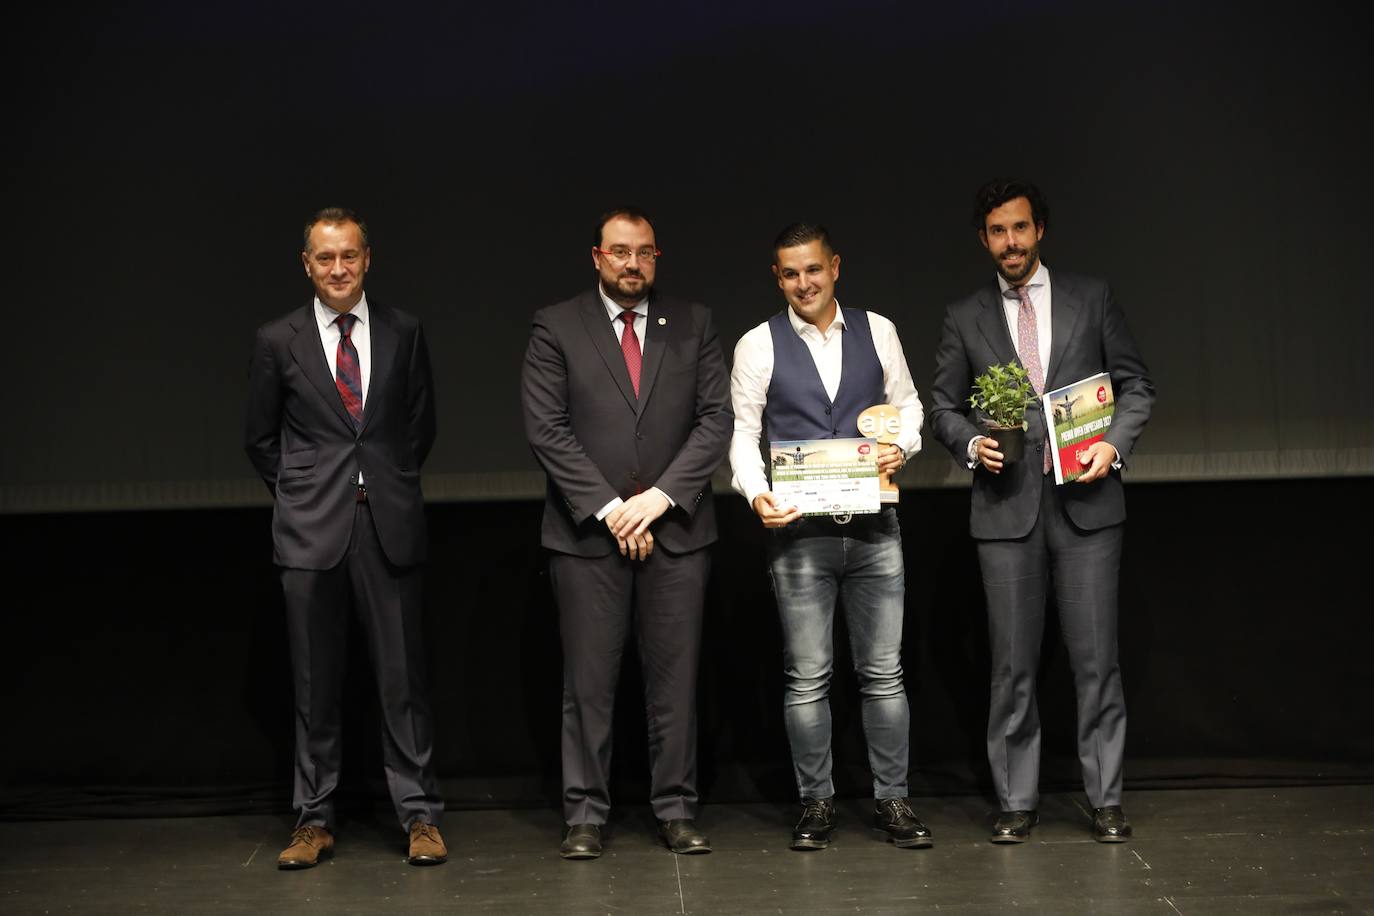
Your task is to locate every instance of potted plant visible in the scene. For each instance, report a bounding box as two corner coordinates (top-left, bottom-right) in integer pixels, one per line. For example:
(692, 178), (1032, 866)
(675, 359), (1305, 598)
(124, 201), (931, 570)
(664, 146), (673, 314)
(968, 362), (1036, 463)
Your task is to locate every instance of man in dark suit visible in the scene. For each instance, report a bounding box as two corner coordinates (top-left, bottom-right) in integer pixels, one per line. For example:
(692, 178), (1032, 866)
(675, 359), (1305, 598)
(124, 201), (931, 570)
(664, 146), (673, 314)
(244, 207), (447, 869)
(521, 207), (732, 859)
(930, 180), (1155, 844)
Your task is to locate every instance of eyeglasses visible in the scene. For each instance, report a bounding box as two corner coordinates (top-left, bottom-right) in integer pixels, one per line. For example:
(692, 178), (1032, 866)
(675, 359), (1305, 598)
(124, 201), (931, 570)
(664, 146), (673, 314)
(595, 246), (661, 263)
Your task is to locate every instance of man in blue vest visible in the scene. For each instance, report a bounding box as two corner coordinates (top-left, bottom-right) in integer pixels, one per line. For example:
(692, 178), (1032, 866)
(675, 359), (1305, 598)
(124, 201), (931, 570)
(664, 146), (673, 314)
(729, 223), (928, 851)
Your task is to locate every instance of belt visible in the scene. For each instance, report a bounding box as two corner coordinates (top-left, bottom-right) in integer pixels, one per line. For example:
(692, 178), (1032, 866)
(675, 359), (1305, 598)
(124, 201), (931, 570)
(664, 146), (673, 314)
(781, 507), (894, 535)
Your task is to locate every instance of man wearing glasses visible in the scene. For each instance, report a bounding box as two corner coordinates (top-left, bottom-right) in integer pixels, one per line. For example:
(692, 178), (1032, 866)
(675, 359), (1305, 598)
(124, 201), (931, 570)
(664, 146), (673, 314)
(521, 207), (732, 859)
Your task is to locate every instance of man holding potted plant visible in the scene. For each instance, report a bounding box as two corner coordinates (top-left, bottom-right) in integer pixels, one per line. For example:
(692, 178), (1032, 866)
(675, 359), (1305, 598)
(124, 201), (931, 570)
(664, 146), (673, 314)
(930, 180), (1155, 844)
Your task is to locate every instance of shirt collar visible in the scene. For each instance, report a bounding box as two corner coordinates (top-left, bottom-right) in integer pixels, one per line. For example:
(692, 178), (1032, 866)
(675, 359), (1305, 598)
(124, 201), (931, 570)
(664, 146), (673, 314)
(786, 298), (846, 336)
(997, 263), (1049, 298)
(315, 293), (370, 328)
(599, 285), (648, 322)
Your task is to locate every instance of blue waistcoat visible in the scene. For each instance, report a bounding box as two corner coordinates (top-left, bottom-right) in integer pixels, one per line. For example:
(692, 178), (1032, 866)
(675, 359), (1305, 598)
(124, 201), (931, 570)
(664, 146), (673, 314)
(763, 307), (885, 448)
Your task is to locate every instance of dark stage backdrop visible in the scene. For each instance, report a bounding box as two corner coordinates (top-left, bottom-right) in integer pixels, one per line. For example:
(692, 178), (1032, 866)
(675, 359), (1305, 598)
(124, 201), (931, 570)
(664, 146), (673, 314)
(3, 0), (1373, 513)
(2, 480), (1370, 821)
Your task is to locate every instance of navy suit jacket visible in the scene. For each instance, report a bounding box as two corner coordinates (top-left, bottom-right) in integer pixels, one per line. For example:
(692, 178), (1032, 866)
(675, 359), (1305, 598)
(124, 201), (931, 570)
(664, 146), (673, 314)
(521, 288), (732, 558)
(244, 299), (436, 569)
(930, 271), (1155, 539)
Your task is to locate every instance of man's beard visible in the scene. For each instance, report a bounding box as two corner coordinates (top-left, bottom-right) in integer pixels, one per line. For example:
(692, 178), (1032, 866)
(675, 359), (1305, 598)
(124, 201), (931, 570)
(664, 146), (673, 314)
(994, 242), (1039, 284)
(602, 271), (651, 304)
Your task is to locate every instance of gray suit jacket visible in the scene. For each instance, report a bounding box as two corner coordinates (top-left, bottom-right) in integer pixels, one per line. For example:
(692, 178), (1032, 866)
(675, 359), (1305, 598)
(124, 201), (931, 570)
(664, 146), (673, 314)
(930, 271), (1155, 539)
(244, 300), (436, 569)
(521, 288), (732, 558)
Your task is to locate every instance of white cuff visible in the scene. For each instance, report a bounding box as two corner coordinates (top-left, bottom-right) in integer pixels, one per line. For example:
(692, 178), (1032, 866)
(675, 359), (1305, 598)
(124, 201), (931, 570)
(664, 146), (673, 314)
(966, 435), (984, 469)
(594, 497), (623, 521)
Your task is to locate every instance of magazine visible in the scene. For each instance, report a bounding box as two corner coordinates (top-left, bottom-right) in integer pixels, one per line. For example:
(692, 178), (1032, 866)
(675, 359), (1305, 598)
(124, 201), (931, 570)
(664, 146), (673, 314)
(1042, 372), (1114, 484)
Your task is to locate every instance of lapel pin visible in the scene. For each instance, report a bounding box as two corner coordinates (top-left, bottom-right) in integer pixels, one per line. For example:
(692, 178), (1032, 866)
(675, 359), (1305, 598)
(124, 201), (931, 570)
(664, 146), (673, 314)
(658, 317), (667, 325)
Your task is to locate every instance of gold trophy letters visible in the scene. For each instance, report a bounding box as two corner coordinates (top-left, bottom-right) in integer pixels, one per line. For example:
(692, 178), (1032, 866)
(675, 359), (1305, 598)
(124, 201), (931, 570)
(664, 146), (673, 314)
(857, 405), (901, 504)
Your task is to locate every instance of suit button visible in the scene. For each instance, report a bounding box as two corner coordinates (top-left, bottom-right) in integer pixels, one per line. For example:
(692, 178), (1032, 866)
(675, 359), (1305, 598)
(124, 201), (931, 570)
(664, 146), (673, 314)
(635, 432), (644, 440)
(630, 471), (638, 480)
(824, 407), (832, 415)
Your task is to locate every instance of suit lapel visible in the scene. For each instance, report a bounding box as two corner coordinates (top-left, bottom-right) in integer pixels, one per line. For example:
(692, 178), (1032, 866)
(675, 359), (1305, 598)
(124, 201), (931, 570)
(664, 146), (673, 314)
(974, 286), (1019, 368)
(578, 290), (639, 413)
(635, 294), (668, 415)
(1044, 275), (1083, 388)
(361, 303), (395, 434)
(288, 303), (356, 433)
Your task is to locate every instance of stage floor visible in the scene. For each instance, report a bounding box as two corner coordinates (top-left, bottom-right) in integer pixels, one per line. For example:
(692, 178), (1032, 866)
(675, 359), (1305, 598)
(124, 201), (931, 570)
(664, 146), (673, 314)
(1, 785), (1370, 915)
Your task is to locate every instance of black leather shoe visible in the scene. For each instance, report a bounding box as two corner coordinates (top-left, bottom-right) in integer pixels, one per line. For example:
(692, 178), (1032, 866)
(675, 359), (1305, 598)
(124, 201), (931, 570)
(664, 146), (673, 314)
(658, 818), (711, 854)
(1092, 806), (1132, 842)
(874, 797), (933, 848)
(560, 823), (602, 859)
(990, 809), (1038, 844)
(790, 797), (836, 851)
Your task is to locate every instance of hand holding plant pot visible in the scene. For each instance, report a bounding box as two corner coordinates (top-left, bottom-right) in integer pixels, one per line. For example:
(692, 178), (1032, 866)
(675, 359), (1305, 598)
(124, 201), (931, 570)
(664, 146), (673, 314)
(969, 362), (1036, 463)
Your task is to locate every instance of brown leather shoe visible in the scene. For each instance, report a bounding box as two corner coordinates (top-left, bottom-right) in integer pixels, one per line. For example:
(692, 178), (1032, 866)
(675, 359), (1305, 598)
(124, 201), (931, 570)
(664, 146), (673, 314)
(277, 825), (334, 869)
(408, 821), (448, 866)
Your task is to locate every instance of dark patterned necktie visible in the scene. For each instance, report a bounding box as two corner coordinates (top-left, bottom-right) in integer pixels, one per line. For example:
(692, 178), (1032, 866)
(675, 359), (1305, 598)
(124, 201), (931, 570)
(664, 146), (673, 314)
(334, 313), (363, 431)
(1005, 286), (1052, 473)
(620, 310), (641, 397)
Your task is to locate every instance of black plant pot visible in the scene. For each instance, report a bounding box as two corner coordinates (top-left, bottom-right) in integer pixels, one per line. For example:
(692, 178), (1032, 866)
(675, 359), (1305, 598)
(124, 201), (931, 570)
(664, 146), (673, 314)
(986, 425), (1025, 463)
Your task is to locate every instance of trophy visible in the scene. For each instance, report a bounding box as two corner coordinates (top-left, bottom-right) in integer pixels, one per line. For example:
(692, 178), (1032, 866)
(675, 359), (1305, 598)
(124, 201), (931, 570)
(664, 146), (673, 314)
(857, 404), (901, 504)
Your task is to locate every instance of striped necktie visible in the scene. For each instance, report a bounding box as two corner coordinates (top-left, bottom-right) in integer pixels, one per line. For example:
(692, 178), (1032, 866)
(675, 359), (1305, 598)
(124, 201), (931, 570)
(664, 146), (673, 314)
(334, 313), (363, 431)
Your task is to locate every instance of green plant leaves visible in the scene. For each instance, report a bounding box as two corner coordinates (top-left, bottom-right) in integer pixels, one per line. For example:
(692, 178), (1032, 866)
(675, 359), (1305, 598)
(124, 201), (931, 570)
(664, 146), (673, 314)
(969, 360), (1035, 428)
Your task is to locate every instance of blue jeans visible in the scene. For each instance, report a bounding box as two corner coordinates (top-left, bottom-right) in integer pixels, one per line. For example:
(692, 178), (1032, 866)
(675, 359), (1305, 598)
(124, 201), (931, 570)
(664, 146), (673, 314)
(768, 508), (910, 800)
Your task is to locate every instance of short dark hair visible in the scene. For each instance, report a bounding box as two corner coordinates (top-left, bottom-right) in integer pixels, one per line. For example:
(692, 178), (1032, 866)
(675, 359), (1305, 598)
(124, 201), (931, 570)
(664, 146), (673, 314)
(304, 207), (369, 251)
(772, 222), (835, 261)
(593, 206), (655, 247)
(971, 180), (1049, 233)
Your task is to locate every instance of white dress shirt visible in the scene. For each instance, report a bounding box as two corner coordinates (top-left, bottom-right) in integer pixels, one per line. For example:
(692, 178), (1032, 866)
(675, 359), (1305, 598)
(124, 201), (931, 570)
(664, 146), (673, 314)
(314, 294), (372, 403)
(729, 300), (924, 507)
(593, 286), (673, 521)
(315, 294), (370, 482)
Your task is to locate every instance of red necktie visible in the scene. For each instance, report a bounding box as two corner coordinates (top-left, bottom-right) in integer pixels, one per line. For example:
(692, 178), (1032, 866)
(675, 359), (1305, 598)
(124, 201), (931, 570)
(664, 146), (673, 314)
(1007, 287), (1052, 473)
(334, 313), (363, 431)
(620, 309), (641, 397)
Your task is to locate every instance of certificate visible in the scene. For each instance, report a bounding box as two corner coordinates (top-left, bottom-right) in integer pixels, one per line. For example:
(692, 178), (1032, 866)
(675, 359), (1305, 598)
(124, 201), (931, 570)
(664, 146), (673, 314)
(769, 438), (881, 517)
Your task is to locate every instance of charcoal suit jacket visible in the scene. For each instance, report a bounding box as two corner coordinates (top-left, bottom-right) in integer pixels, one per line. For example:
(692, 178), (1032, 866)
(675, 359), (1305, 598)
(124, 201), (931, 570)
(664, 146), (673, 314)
(244, 299), (436, 569)
(930, 271), (1155, 540)
(521, 287), (732, 558)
